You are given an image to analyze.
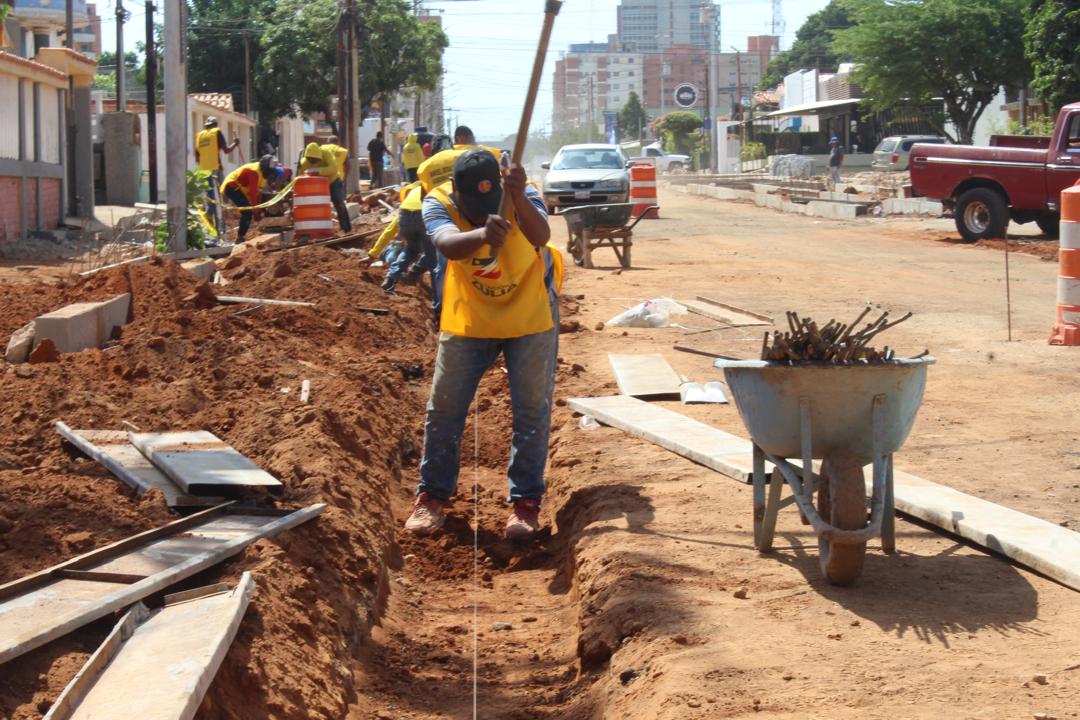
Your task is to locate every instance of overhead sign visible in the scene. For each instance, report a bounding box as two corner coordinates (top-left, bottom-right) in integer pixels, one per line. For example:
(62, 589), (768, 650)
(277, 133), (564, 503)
(674, 83), (699, 108)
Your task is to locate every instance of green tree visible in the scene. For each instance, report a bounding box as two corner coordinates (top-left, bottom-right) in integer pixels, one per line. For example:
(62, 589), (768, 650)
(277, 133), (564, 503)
(188, 0), (273, 115)
(1024, 0), (1080, 116)
(759, 0), (855, 90)
(357, 0), (448, 113)
(656, 111), (702, 155)
(835, 0), (1028, 145)
(617, 91), (648, 141)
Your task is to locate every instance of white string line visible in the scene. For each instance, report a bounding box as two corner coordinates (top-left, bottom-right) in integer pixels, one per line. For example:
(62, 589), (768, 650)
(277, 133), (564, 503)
(472, 395), (479, 720)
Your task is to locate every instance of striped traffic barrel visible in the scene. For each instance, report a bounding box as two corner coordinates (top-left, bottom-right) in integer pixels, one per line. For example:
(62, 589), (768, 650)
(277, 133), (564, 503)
(1051, 185), (1080, 345)
(293, 172), (335, 239)
(630, 163), (658, 219)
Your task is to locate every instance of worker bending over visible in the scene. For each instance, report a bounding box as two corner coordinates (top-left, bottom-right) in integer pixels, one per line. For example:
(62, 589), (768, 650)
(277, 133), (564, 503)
(370, 182), (436, 295)
(405, 148), (562, 541)
(221, 155), (285, 243)
(298, 139), (352, 233)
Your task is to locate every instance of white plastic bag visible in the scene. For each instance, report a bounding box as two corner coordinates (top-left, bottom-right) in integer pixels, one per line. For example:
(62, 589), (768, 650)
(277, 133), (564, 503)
(606, 298), (688, 328)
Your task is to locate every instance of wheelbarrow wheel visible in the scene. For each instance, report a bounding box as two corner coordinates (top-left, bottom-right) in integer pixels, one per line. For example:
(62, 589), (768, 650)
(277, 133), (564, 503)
(817, 450), (868, 586)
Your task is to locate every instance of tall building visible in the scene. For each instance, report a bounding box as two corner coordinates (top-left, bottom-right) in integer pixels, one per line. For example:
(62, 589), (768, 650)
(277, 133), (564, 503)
(616, 0), (719, 53)
(415, 11), (445, 134)
(553, 44), (645, 135)
(641, 46), (761, 119)
(5, 0), (90, 58)
(747, 35), (780, 79)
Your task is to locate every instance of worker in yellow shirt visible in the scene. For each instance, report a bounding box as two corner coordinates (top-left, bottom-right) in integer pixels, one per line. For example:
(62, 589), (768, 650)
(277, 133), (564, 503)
(374, 182), (434, 295)
(298, 139), (352, 233)
(402, 133), (424, 183)
(194, 117), (240, 233)
(404, 148), (563, 541)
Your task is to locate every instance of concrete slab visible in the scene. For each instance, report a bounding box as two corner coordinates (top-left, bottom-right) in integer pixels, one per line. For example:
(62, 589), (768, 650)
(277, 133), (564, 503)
(882, 198), (943, 216)
(129, 431), (283, 494)
(181, 259), (217, 282)
(805, 201), (864, 220)
(33, 294), (130, 353)
(608, 354), (683, 398)
(5, 322), (34, 364)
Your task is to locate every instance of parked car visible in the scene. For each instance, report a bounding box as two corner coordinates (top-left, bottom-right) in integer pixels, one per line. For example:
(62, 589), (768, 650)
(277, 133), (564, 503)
(909, 104), (1080, 241)
(628, 142), (691, 173)
(871, 135), (946, 171)
(541, 144), (630, 212)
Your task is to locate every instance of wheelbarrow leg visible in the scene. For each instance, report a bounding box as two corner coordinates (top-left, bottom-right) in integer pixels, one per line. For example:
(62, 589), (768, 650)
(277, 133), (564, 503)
(882, 454), (896, 554)
(752, 444), (766, 547)
(582, 229), (594, 269)
(758, 467), (784, 553)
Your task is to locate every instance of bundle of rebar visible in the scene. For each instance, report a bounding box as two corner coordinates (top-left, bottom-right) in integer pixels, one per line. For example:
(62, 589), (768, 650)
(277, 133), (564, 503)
(761, 308), (927, 364)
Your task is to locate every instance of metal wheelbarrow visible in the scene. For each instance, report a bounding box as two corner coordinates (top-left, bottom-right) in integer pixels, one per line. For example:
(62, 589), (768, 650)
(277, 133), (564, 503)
(556, 202), (658, 269)
(715, 358), (935, 585)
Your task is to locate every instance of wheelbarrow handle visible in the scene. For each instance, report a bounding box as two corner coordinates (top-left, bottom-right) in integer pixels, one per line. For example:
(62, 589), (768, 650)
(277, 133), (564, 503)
(625, 205), (659, 232)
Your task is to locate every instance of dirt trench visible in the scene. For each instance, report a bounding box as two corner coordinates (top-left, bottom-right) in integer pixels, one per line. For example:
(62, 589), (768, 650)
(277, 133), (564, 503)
(0, 250), (632, 719)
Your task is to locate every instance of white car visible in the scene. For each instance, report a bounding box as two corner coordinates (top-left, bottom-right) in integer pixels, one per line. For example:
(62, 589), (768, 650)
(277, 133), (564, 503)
(541, 144), (630, 212)
(871, 135), (946, 171)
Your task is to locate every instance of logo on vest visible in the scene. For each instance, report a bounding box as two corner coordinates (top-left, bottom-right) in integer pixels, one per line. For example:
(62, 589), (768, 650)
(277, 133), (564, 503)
(471, 256), (502, 280)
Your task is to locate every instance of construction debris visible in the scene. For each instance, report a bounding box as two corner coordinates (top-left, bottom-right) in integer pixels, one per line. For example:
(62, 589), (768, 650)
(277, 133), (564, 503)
(761, 308), (917, 363)
(128, 431), (284, 494)
(0, 502), (324, 665)
(43, 573), (255, 720)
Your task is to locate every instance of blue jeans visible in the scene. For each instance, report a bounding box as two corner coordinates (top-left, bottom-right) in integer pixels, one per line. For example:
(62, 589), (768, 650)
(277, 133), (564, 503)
(387, 211), (434, 284)
(431, 251), (448, 322)
(418, 306), (559, 503)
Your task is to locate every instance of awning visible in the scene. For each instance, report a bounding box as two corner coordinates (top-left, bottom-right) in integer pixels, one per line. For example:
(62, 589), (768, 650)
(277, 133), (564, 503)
(763, 98), (862, 118)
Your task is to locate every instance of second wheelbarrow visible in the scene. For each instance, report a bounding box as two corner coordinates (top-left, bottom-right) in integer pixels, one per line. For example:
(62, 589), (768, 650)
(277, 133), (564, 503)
(556, 202), (658, 269)
(715, 357), (935, 585)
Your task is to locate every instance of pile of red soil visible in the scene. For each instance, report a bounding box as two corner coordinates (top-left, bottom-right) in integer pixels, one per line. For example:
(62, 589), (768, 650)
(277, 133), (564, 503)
(0, 250), (438, 719)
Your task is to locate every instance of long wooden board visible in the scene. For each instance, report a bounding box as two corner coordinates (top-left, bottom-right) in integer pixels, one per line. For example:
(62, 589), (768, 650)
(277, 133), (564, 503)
(0, 503), (323, 665)
(128, 431), (283, 494)
(608, 354), (683, 398)
(567, 395), (756, 481)
(44, 573), (255, 720)
(569, 395), (1080, 593)
(682, 298), (771, 327)
(56, 424), (221, 508)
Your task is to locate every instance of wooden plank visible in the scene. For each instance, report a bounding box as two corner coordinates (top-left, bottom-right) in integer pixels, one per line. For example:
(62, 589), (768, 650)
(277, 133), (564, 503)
(44, 573), (254, 720)
(0, 504), (323, 665)
(608, 354), (683, 398)
(570, 396), (1080, 592)
(877, 470), (1080, 593)
(128, 431), (283, 494)
(682, 298), (772, 327)
(56, 424), (222, 508)
(567, 395), (756, 481)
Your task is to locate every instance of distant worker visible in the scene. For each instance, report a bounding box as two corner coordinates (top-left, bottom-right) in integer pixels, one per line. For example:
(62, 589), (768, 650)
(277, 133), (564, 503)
(298, 139), (352, 233)
(367, 131), (388, 188)
(454, 125), (476, 148)
(194, 117), (240, 232)
(404, 148), (563, 541)
(221, 155), (284, 244)
(403, 133), (424, 182)
(828, 136), (845, 189)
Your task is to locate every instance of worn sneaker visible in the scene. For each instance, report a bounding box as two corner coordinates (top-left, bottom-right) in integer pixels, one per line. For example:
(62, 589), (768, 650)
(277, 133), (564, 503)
(404, 492), (445, 535)
(381, 276), (397, 293)
(505, 499), (541, 540)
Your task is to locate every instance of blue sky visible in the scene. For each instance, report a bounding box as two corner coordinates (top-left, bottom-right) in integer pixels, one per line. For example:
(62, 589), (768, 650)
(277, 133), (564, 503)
(99, 0), (830, 138)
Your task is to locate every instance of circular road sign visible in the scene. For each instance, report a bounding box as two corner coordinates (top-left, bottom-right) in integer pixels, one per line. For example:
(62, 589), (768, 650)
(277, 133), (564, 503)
(674, 83), (698, 108)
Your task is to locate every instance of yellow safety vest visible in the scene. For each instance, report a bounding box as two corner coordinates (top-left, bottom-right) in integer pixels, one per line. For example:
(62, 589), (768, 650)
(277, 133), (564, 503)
(429, 181), (555, 339)
(195, 129), (221, 171)
(323, 144), (348, 181)
(403, 140), (424, 170)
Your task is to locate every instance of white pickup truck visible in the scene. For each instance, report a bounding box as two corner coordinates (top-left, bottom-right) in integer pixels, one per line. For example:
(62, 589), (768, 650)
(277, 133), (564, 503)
(628, 143), (691, 173)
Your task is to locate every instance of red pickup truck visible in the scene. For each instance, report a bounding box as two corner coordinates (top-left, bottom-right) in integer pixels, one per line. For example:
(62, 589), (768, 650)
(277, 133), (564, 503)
(909, 103), (1080, 241)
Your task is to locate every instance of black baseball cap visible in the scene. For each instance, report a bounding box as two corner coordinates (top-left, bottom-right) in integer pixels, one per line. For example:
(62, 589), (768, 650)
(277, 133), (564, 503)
(453, 148), (502, 220)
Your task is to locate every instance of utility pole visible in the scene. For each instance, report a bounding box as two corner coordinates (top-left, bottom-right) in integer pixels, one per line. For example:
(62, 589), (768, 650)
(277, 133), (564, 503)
(164, 0), (187, 251)
(243, 33), (252, 117)
(731, 46), (744, 143)
(145, 0), (158, 204)
(587, 74), (594, 143)
(707, 3), (718, 173)
(349, 0), (360, 192)
(116, 0), (128, 109)
(65, 0), (73, 48)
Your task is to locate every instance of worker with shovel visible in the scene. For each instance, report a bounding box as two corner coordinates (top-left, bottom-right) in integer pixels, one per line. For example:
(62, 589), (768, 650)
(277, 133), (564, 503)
(404, 148), (562, 541)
